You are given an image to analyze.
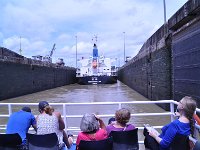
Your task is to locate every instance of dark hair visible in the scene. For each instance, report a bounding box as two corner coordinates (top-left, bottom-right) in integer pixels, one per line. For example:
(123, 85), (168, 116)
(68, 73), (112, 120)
(108, 117), (115, 125)
(115, 108), (131, 125)
(22, 107), (31, 113)
(181, 96), (197, 137)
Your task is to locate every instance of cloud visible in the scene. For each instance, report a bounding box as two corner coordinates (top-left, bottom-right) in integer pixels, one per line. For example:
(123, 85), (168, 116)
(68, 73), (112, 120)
(3, 36), (48, 57)
(0, 32), (3, 45)
(3, 36), (21, 52)
(0, 0), (188, 67)
(1, 3), (54, 40)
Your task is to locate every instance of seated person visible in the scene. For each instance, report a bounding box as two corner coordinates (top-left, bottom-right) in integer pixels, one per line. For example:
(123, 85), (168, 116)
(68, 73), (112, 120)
(76, 113), (107, 150)
(51, 106), (73, 148)
(108, 117), (115, 125)
(36, 101), (72, 150)
(106, 108), (135, 135)
(6, 107), (37, 149)
(144, 96), (197, 150)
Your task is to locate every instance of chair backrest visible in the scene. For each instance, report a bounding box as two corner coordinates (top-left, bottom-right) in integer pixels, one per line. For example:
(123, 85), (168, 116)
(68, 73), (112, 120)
(0, 133), (22, 150)
(110, 128), (139, 150)
(26, 133), (59, 150)
(79, 137), (113, 150)
(170, 134), (190, 150)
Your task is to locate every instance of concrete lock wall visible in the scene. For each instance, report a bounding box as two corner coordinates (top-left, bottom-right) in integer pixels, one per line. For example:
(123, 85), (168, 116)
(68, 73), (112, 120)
(118, 25), (172, 110)
(118, 0), (200, 109)
(170, 0), (200, 104)
(0, 49), (76, 100)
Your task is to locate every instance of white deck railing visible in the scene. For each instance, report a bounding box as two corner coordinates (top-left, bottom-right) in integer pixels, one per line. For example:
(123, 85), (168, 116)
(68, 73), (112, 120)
(1, 100), (200, 144)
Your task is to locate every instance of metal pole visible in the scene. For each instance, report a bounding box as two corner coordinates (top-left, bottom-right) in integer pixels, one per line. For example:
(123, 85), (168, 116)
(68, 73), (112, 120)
(123, 32), (125, 64)
(19, 36), (22, 55)
(8, 104), (12, 115)
(163, 0), (166, 23)
(63, 104), (67, 131)
(170, 102), (175, 122)
(75, 35), (77, 68)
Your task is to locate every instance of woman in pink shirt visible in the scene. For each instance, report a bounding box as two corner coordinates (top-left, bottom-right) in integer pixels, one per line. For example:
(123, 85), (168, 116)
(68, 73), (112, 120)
(76, 113), (107, 150)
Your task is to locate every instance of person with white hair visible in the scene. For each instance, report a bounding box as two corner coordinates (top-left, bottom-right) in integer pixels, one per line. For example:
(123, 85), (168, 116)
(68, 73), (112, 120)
(76, 113), (107, 150)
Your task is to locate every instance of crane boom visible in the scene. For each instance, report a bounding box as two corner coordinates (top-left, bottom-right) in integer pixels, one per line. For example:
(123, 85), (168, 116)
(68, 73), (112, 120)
(50, 43), (56, 57)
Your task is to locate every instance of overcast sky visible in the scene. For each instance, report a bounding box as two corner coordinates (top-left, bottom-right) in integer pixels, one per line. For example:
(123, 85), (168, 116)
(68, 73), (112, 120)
(0, 0), (187, 67)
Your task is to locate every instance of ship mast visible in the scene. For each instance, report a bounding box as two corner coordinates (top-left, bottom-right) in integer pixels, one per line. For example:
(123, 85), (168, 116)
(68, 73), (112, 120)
(19, 36), (22, 55)
(92, 35), (98, 44)
(92, 35), (99, 75)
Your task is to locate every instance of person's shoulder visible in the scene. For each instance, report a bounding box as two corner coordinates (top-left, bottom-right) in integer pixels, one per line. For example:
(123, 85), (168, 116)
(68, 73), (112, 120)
(36, 114), (42, 118)
(127, 124), (135, 127)
(97, 128), (107, 134)
(53, 111), (61, 117)
(9, 111), (18, 116)
(106, 124), (115, 130)
(20, 110), (34, 116)
(78, 132), (88, 138)
(167, 119), (180, 129)
(107, 124), (114, 128)
(96, 129), (108, 139)
(126, 124), (136, 129)
(78, 132), (84, 136)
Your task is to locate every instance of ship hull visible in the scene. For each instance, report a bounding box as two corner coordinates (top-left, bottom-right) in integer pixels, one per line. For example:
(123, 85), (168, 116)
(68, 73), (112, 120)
(77, 76), (117, 85)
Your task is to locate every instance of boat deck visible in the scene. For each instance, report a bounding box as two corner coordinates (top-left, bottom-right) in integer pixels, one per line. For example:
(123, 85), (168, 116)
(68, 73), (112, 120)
(1, 100), (200, 150)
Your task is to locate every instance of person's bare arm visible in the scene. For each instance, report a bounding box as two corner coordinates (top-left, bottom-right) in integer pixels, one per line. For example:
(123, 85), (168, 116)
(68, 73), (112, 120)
(54, 111), (65, 130)
(32, 124), (37, 132)
(149, 130), (162, 144)
(63, 130), (70, 148)
(32, 115), (38, 132)
(94, 114), (106, 130)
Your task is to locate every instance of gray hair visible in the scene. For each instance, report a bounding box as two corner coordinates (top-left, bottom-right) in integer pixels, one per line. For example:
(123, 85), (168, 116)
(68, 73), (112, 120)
(80, 113), (99, 133)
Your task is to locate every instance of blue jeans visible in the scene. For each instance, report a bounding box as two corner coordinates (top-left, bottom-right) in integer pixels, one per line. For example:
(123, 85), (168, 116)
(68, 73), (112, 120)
(68, 143), (76, 150)
(61, 146), (67, 150)
(60, 143), (76, 150)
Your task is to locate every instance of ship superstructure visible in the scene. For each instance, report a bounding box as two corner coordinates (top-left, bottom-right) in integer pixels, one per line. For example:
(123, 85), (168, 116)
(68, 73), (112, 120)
(76, 43), (117, 84)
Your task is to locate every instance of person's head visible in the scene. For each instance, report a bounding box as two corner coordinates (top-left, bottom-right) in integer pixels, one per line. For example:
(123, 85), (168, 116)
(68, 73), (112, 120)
(38, 101), (53, 115)
(115, 108), (131, 125)
(108, 117), (115, 125)
(177, 96), (196, 117)
(177, 96), (197, 136)
(22, 107), (31, 113)
(80, 113), (99, 133)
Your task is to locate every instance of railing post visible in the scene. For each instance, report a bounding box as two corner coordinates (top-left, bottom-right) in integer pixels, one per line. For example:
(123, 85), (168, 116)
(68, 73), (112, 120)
(170, 101), (175, 122)
(63, 104), (67, 130)
(118, 103), (122, 109)
(8, 104), (12, 115)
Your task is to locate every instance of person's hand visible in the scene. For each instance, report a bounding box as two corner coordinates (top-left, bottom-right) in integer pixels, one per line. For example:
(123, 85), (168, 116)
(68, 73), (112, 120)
(148, 128), (159, 138)
(93, 113), (106, 129)
(68, 136), (73, 146)
(93, 113), (101, 121)
(174, 111), (180, 117)
(149, 129), (162, 143)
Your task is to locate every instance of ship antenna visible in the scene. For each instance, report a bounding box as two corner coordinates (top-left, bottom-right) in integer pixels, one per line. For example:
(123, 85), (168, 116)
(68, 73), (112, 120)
(92, 34), (98, 44)
(94, 35), (97, 44)
(19, 36), (22, 55)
